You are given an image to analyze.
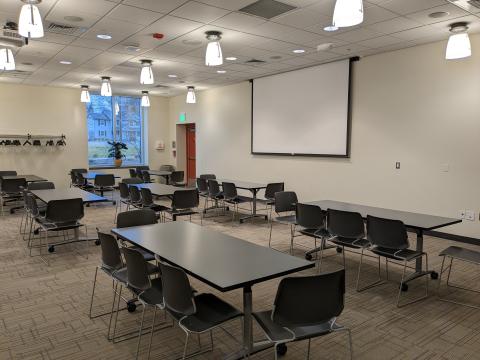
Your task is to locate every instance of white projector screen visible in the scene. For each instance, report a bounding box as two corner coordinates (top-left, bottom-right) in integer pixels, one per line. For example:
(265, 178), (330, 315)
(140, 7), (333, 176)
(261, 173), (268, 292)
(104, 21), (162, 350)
(251, 59), (352, 157)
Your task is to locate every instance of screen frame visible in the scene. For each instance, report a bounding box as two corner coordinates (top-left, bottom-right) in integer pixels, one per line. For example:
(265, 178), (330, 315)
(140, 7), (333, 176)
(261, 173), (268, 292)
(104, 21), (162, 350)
(250, 57), (358, 158)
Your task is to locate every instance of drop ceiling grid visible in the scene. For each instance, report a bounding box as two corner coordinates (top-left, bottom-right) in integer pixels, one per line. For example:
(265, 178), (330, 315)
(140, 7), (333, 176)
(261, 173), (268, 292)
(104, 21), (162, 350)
(0, 0), (478, 96)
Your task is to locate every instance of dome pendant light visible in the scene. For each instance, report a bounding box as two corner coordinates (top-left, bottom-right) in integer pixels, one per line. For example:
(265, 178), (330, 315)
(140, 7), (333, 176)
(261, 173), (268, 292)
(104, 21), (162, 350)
(332, 0), (364, 28)
(446, 22), (471, 60)
(0, 48), (15, 71)
(18, 0), (44, 38)
(205, 31), (223, 66)
(141, 91), (150, 107)
(80, 85), (90, 103)
(140, 59), (154, 84)
(186, 86), (196, 104)
(100, 76), (112, 96)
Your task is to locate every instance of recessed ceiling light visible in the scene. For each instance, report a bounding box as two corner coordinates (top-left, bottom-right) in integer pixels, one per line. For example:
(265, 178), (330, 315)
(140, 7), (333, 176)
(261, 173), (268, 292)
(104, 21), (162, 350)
(168, 74), (177, 78)
(225, 56), (237, 61)
(324, 25), (339, 32)
(317, 43), (334, 51)
(429, 11), (449, 19)
(64, 15), (83, 22)
(97, 34), (112, 40)
(59, 60), (72, 65)
(217, 70), (226, 73)
(292, 49), (305, 54)
(124, 44), (140, 52)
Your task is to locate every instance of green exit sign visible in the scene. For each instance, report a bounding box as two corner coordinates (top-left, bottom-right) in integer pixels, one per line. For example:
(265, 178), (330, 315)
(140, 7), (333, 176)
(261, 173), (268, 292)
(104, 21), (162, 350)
(179, 112), (186, 123)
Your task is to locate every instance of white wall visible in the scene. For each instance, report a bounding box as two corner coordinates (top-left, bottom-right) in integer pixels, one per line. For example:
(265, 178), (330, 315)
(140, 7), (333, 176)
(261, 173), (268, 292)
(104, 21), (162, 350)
(0, 83), (170, 187)
(168, 34), (480, 238)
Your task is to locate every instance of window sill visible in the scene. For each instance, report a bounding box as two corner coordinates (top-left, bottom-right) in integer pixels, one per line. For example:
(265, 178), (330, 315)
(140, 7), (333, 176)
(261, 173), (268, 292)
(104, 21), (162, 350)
(90, 165), (147, 170)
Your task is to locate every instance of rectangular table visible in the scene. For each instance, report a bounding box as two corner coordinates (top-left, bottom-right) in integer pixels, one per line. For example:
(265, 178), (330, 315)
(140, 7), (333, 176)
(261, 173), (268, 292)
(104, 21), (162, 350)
(83, 172), (121, 180)
(218, 179), (268, 223)
(147, 170), (172, 184)
(132, 183), (192, 197)
(112, 221), (314, 358)
(307, 200), (461, 281)
(31, 188), (107, 204)
(3, 174), (47, 183)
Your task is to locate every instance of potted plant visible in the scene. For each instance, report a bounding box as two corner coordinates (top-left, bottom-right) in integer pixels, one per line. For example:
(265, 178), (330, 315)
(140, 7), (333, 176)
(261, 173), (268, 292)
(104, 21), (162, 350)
(108, 141), (128, 167)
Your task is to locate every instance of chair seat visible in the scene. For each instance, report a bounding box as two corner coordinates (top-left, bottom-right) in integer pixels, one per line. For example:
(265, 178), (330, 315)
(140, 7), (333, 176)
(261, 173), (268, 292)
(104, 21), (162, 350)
(225, 195), (252, 204)
(176, 293), (242, 333)
(273, 214), (296, 225)
(138, 278), (164, 306)
(145, 204), (169, 212)
(36, 218), (82, 231)
(253, 310), (342, 342)
(166, 208), (198, 217)
(439, 246), (480, 264)
(299, 228), (329, 238)
(330, 236), (370, 249)
(371, 247), (424, 261)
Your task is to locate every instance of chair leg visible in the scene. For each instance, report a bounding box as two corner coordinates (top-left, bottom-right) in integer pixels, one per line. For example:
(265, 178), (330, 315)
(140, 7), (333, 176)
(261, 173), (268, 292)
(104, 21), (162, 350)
(108, 282), (119, 340)
(88, 267), (99, 318)
(146, 306), (157, 360)
(356, 250), (383, 292)
(346, 328), (353, 360)
(306, 339), (311, 360)
(396, 260), (409, 307)
(342, 245), (346, 268)
(268, 220), (273, 248)
(135, 304), (147, 359)
(182, 332), (190, 360)
(317, 238), (325, 274)
(112, 285), (123, 342)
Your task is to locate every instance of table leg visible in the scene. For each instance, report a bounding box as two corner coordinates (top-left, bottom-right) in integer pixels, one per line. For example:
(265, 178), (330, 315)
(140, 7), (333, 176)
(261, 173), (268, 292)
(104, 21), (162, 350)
(404, 229), (437, 284)
(239, 189), (268, 223)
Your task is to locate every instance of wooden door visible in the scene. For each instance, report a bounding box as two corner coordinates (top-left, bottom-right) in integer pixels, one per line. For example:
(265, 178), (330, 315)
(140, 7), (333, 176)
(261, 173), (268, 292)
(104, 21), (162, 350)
(186, 124), (196, 183)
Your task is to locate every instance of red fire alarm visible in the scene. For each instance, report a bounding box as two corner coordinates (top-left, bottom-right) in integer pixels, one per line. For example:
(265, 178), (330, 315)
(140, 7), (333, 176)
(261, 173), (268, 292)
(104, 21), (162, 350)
(152, 33), (164, 39)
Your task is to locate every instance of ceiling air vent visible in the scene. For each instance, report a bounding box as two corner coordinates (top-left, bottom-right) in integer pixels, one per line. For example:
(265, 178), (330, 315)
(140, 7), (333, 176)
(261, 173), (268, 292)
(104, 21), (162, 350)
(46, 22), (86, 36)
(245, 59), (266, 64)
(155, 84), (170, 89)
(448, 0), (480, 10)
(1, 70), (32, 78)
(468, 0), (480, 8)
(239, 0), (296, 19)
(0, 28), (25, 48)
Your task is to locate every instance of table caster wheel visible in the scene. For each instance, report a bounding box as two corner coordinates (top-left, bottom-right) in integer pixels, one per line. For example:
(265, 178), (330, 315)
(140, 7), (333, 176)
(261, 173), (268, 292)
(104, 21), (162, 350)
(430, 271), (439, 280)
(305, 253), (313, 261)
(127, 301), (137, 313)
(94, 239), (100, 246)
(48, 245), (55, 253)
(336, 247), (343, 253)
(276, 344), (287, 356)
(400, 283), (408, 292)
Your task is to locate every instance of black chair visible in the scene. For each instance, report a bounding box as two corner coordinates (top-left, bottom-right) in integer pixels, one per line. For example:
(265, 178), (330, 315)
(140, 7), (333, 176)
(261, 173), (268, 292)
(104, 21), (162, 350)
(365, 215), (429, 307)
(199, 174), (215, 180)
(71, 168), (87, 174)
(140, 170), (153, 183)
(165, 189), (201, 224)
(269, 191), (298, 253)
(116, 209), (157, 262)
(116, 182), (132, 222)
(76, 172), (94, 190)
(207, 179), (224, 216)
(129, 168), (138, 178)
(28, 181), (55, 190)
(263, 182), (284, 218)
(196, 177), (209, 209)
(295, 203), (330, 266)
(70, 168), (88, 187)
(170, 170), (187, 187)
(326, 209), (372, 291)
(136, 165), (150, 172)
(94, 174), (116, 200)
(222, 182), (252, 224)
(129, 185), (143, 208)
(1, 177), (27, 215)
(159, 165), (175, 184)
(253, 269), (352, 360)
(160, 165), (175, 172)
(159, 261), (243, 360)
(140, 188), (168, 221)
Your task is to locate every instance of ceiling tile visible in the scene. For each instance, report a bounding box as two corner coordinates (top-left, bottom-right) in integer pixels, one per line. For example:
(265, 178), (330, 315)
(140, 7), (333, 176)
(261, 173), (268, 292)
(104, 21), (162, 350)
(376, 0), (447, 15)
(405, 4), (470, 25)
(171, 1), (230, 23)
(122, 0), (189, 13)
(107, 4), (164, 25)
(212, 12), (267, 32)
(366, 16), (423, 34)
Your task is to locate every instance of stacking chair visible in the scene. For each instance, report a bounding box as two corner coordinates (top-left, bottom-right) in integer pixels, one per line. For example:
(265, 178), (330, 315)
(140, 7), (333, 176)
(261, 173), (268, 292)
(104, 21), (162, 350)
(28, 181), (55, 190)
(269, 191), (298, 253)
(159, 261), (243, 360)
(364, 215), (429, 307)
(129, 169), (138, 178)
(196, 177), (209, 209)
(71, 168), (87, 174)
(165, 189), (201, 224)
(199, 174), (215, 180)
(207, 179), (224, 216)
(1, 177), (27, 215)
(140, 171), (153, 183)
(129, 186), (143, 209)
(159, 165), (176, 184)
(160, 165), (175, 171)
(263, 182), (284, 218)
(253, 269), (352, 360)
(115, 182), (132, 221)
(170, 171), (187, 187)
(437, 245), (480, 309)
(94, 174), (116, 200)
(136, 166), (150, 173)
(70, 169), (87, 186)
(222, 182), (252, 224)
(140, 188), (168, 221)
(76, 172), (94, 190)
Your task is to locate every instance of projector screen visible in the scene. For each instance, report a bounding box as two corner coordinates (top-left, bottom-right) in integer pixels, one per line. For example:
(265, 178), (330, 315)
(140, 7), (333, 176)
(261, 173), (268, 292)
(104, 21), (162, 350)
(251, 59), (352, 157)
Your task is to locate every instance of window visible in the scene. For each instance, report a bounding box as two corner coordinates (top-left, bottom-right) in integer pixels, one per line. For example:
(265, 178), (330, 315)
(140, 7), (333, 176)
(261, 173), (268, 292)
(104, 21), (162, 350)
(86, 95), (147, 167)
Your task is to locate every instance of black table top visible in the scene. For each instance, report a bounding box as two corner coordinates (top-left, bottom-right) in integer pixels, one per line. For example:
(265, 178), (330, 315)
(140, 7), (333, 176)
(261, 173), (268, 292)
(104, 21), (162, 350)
(112, 222), (314, 292)
(84, 172), (120, 180)
(148, 170), (172, 176)
(3, 175), (47, 183)
(217, 179), (267, 190)
(306, 200), (461, 231)
(133, 183), (193, 196)
(31, 188), (107, 204)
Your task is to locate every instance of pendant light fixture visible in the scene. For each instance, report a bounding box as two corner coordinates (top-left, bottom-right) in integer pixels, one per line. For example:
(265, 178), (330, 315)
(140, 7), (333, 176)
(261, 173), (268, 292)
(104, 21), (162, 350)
(0, 48), (15, 71)
(80, 85), (90, 103)
(205, 31), (223, 66)
(18, 0), (44, 38)
(140, 59), (154, 84)
(332, 0), (364, 28)
(100, 76), (112, 96)
(141, 91), (150, 107)
(446, 22), (471, 60)
(186, 86), (196, 104)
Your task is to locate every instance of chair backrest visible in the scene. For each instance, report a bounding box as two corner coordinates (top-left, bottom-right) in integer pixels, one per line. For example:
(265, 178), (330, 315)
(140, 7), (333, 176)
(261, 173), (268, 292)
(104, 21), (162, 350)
(140, 188), (154, 206)
(199, 174), (216, 180)
(159, 262), (196, 316)
(222, 182), (238, 201)
(1, 178), (27, 193)
(94, 174), (115, 187)
(45, 198), (84, 223)
(196, 178), (208, 193)
(265, 182), (284, 200)
(207, 179), (221, 197)
(172, 189), (199, 210)
(0, 171), (17, 177)
(122, 177), (143, 184)
(76, 172), (87, 186)
(129, 169), (137, 178)
(122, 247), (151, 292)
(367, 215), (409, 250)
(129, 185), (142, 203)
(160, 164), (175, 172)
(28, 181), (55, 191)
(98, 231), (123, 271)
(71, 168), (87, 174)
(274, 191), (298, 213)
(141, 171), (151, 183)
(135, 166), (150, 175)
(170, 171), (184, 183)
(296, 203), (324, 229)
(118, 182), (130, 200)
(272, 269), (345, 327)
(116, 209), (157, 228)
(327, 209), (365, 239)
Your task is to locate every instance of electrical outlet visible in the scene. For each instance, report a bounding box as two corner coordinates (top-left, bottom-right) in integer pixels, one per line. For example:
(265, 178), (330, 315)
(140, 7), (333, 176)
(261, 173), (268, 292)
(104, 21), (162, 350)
(465, 210), (475, 221)
(458, 210), (466, 219)
(395, 162), (400, 169)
